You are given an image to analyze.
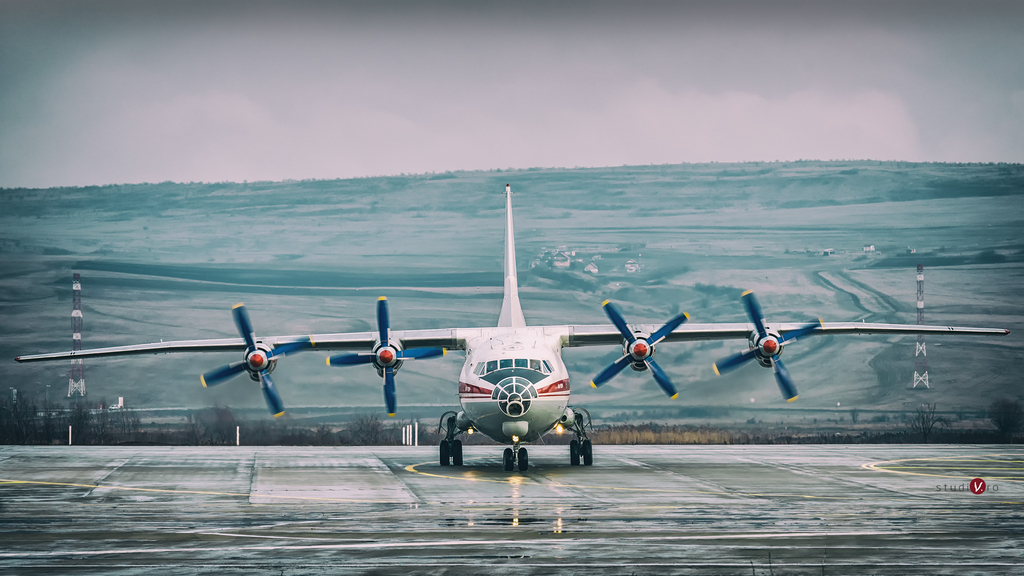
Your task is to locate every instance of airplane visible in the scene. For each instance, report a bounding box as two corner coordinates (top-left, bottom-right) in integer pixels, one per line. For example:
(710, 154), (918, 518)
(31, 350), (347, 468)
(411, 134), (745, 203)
(15, 184), (1010, 472)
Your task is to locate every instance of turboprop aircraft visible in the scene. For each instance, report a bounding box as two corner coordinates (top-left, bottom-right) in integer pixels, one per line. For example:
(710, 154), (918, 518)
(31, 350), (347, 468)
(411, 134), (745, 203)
(15, 185), (1010, 472)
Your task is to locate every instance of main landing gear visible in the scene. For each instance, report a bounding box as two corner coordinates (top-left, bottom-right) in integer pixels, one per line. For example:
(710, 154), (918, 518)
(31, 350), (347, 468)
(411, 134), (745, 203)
(567, 408), (594, 466)
(437, 412), (464, 467)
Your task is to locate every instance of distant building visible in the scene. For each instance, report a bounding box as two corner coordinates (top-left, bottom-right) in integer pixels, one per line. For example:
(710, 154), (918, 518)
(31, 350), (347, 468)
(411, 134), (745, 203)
(906, 247), (916, 254)
(553, 255), (571, 268)
(863, 245), (875, 252)
(584, 262), (598, 274)
(625, 259), (640, 273)
(822, 249), (834, 256)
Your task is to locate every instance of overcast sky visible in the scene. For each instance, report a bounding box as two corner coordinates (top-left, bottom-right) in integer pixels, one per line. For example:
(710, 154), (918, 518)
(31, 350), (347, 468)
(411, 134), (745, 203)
(1, 1), (1022, 188)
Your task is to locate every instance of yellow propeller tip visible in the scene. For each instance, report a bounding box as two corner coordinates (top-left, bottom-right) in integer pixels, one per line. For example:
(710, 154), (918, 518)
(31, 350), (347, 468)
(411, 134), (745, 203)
(326, 357), (331, 366)
(741, 290), (753, 297)
(442, 348), (447, 356)
(200, 375), (207, 388)
(590, 381), (597, 388)
(309, 335), (315, 347)
(670, 393), (679, 400)
(378, 296), (387, 301)
(787, 396), (799, 403)
(601, 299), (610, 306)
(388, 413), (396, 418)
(683, 312), (690, 319)
(273, 411), (285, 418)
(232, 302), (245, 309)
(712, 364), (720, 376)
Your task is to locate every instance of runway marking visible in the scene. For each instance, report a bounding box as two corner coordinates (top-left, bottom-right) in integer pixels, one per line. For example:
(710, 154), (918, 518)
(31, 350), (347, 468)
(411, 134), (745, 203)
(862, 453), (1024, 487)
(0, 530), (927, 558)
(404, 459), (862, 500)
(0, 478), (406, 503)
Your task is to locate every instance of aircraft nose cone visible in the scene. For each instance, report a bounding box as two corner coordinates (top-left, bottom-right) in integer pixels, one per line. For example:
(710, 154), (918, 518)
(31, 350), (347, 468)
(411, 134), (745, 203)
(379, 348), (395, 364)
(248, 353), (265, 369)
(762, 339), (778, 355)
(632, 341), (649, 358)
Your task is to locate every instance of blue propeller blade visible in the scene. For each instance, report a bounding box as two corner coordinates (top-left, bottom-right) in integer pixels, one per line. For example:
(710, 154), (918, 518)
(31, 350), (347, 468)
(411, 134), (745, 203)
(645, 357), (678, 399)
(259, 371), (286, 417)
(741, 291), (768, 337)
(772, 358), (798, 401)
(713, 348), (760, 376)
(650, 311), (690, 344)
(383, 366), (397, 416)
(602, 300), (636, 343)
(232, 303), (257, 350)
(377, 296), (390, 345)
(591, 354), (632, 388)
(397, 347), (445, 360)
(201, 361), (247, 387)
(327, 353), (376, 366)
(267, 337), (313, 359)
(778, 320), (822, 345)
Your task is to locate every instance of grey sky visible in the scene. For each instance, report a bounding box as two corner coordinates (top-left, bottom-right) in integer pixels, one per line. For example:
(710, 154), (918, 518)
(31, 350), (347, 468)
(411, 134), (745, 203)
(1, 1), (1022, 188)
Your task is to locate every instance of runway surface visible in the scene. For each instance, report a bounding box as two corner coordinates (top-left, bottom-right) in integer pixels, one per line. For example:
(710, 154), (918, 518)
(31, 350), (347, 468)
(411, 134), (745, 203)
(1, 444), (1022, 575)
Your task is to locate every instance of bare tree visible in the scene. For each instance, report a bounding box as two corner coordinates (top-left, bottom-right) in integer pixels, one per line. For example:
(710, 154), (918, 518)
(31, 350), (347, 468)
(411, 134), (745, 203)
(909, 403), (946, 443)
(989, 398), (1023, 441)
(850, 408), (860, 425)
(349, 413), (387, 445)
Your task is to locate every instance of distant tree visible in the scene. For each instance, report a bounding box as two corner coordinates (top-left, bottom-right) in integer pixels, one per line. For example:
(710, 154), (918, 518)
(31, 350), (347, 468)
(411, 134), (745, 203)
(349, 413), (387, 445)
(909, 403), (946, 443)
(68, 401), (92, 445)
(850, 409), (860, 424)
(988, 399), (1023, 441)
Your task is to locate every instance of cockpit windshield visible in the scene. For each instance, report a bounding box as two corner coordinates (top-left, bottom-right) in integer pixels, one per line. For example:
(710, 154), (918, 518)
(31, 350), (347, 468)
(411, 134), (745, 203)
(473, 358), (553, 376)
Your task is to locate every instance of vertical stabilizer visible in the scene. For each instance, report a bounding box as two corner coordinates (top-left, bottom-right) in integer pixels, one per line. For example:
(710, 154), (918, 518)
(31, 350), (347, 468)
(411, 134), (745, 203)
(497, 184), (527, 327)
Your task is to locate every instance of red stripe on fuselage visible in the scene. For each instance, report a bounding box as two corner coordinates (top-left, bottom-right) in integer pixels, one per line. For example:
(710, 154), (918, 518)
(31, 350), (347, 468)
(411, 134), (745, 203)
(536, 378), (569, 395)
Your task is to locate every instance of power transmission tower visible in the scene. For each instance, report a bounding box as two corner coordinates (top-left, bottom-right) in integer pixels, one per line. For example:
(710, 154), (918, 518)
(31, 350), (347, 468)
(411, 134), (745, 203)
(67, 273), (86, 398)
(912, 264), (929, 389)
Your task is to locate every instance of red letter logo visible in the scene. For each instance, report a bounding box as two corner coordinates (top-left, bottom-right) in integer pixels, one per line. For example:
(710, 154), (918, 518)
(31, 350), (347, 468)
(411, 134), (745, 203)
(970, 478), (986, 494)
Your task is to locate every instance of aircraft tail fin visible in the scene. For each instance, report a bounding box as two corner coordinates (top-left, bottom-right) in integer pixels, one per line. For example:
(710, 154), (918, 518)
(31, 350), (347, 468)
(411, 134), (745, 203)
(497, 184), (526, 327)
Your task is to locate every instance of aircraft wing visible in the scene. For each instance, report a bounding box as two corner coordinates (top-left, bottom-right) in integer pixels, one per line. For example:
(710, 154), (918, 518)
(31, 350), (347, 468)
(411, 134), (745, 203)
(14, 329), (464, 363)
(562, 322), (1009, 347)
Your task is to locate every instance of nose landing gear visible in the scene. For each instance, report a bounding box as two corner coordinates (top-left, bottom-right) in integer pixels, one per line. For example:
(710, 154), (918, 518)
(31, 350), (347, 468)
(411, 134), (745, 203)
(438, 412), (465, 466)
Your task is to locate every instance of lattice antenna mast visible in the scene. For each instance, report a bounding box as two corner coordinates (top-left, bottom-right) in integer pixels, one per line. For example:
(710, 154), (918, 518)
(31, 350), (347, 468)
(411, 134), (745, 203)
(912, 264), (929, 389)
(67, 273), (86, 398)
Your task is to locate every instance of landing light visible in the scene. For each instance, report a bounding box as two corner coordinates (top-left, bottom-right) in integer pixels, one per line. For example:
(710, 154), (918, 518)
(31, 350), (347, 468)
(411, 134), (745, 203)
(555, 424), (563, 434)
(468, 428), (474, 435)
(512, 435), (519, 442)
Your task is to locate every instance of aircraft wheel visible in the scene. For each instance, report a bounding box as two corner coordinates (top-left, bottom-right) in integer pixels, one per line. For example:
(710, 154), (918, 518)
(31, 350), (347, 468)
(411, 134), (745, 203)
(582, 439), (593, 466)
(503, 448), (515, 472)
(439, 440), (451, 466)
(452, 439), (464, 466)
(518, 447), (529, 472)
(569, 439), (580, 466)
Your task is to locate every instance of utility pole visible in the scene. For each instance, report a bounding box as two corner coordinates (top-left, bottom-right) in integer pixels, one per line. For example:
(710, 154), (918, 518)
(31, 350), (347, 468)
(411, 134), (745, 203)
(68, 273), (86, 398)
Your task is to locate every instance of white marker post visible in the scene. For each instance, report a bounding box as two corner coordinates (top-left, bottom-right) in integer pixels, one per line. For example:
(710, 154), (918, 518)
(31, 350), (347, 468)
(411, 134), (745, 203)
(68, 425), (72, 445)
(236, 425), (240, 446)
(414, 421), (418, 447)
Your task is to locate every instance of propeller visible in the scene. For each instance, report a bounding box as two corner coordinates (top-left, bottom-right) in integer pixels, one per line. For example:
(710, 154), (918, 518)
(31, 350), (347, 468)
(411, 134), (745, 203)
(200, 303), (314, 417)
(326, 297), (446, 416)
(589, 300), (690, 398)
(712, 290), (821, 402)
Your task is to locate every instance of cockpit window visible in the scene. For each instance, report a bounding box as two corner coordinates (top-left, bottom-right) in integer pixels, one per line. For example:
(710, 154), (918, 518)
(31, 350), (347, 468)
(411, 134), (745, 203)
(476, 358), (553, 377)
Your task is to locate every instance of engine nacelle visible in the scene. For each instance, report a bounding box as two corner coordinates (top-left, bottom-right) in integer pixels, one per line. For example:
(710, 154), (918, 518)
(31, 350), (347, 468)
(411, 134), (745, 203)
(559, 408), (576, 428)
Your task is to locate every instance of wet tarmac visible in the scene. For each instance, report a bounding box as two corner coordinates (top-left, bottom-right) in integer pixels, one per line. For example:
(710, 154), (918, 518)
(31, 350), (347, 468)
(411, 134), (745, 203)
(1, 444), (1021, 575)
